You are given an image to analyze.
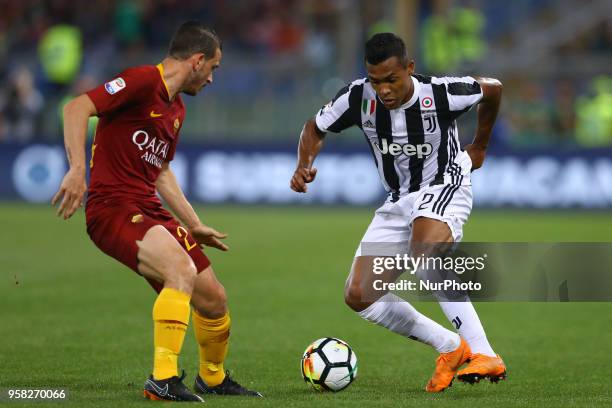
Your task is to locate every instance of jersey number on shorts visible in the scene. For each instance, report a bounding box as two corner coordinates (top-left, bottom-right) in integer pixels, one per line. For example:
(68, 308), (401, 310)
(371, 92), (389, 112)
(418, 193), (435, 210)
(176, 226), (197, 251)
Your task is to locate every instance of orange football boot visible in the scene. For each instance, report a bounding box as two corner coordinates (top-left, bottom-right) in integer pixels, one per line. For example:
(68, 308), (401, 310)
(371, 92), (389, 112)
(425, 337), (471, 392)
(457, 353), (507, 384)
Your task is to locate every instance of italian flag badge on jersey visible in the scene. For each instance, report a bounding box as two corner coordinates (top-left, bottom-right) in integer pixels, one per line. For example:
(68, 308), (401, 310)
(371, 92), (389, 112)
(362, 99), (376, 115)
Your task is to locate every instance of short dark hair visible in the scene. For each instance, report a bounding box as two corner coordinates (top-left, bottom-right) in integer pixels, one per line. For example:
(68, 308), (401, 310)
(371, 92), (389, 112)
(365, 33), (408, 67)
(168, 21), (221, 60)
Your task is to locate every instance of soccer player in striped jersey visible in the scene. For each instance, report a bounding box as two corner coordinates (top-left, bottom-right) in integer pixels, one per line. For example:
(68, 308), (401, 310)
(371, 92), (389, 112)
(291, 33), (505, 392)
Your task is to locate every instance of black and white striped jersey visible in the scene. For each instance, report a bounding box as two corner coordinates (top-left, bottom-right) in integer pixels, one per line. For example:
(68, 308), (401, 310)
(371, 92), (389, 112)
(315, 74), (483, 195)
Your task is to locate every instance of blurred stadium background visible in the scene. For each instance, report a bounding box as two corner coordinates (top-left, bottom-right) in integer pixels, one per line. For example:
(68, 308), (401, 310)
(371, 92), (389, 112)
(1, 0), (611, 208)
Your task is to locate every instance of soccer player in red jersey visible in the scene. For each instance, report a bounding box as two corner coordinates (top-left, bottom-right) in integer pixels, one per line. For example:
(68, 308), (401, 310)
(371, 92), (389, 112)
(52, 22), (261, 401)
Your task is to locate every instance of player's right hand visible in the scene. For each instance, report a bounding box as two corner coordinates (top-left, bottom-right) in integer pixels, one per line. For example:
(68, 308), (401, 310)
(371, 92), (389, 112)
(189, 224), (229, 251)
(51, 168), (87, 220)
(290, 167), (317, 193)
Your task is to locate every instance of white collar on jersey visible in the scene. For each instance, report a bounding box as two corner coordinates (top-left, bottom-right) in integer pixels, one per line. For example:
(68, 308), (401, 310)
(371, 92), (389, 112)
(396, 76), (421, 110)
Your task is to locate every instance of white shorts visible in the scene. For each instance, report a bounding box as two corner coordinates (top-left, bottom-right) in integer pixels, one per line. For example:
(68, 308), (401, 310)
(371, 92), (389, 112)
(355, 183), (473, 257)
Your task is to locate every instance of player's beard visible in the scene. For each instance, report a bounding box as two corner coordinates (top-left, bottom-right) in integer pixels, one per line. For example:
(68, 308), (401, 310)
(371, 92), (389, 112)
(183, 78), (206, 96)
(180, 72), (201, 96)
(182, 82), (200, 96)
(183, 88), (198, 96)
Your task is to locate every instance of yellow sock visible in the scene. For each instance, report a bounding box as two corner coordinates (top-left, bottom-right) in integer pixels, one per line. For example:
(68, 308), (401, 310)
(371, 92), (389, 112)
(152, 288), (191, 380)
(192, 310), (230, 387)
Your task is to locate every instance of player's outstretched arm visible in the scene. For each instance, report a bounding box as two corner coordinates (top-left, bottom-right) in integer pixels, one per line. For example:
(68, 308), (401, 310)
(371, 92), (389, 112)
(464, 77), (503, 171)
(156, 163), (228, 251)
(290, 118), (326, 193)
(52, 94), (97, 219)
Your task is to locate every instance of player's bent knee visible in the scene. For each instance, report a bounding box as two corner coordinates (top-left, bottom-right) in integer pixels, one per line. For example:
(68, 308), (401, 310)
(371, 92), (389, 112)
(176, 259), (198, 290)
(209, 284), (228, 316)
(344, 281), (371, 312)
(162, 254), (198, 293)
(180, 259), (198, 281)
(344, 257), (378, 312)
(411, 216), (453, 244)
(192, 281), (227, 319)
(137, 225), (198, 293)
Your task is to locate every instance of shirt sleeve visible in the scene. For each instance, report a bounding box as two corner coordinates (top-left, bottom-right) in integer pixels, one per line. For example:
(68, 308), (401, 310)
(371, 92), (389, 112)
(434, 76), (483, 114)
(86, 68), (152, 116)
(315, 84), (359, 133)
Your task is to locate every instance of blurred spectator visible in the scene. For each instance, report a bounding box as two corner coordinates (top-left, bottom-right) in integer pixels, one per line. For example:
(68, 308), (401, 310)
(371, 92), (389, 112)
(0, 67), (44, 142)
(575, 76), (612, 147)
(506, 81), (554, 146)
(0, 1), (609, 146)
(421, 6), (486, 73)
(38, 24), (82, 86)
(114, 0), (144, 47)
(242, 0), (305, 55)
(550, 79), (577, 144)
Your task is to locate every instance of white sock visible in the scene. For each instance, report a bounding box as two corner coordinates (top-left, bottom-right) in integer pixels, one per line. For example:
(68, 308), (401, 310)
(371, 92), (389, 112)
(358, 293), (460, 353)
(438, 301), (496, 356)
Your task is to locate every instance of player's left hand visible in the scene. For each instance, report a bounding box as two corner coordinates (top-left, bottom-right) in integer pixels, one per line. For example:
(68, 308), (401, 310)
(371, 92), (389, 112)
(189, 224), (229, 252)
(464, 144), (487, 171)
(52, 167), (87, 220)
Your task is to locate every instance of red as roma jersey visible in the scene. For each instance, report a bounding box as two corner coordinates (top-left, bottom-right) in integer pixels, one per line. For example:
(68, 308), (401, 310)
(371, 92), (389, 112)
(85, 64), (185, 210)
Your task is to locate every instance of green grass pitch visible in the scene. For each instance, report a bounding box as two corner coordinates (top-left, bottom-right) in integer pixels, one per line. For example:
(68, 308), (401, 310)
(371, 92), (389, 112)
(1, 204), (611, 407)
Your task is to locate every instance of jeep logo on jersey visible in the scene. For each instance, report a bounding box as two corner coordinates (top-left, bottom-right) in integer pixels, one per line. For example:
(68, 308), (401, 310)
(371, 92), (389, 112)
(374, 138), (433, 158)
(132, 130), (169, 168)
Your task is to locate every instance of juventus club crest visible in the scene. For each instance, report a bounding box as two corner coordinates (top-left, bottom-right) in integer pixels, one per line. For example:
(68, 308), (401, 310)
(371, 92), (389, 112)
(424, 114), (437, 133)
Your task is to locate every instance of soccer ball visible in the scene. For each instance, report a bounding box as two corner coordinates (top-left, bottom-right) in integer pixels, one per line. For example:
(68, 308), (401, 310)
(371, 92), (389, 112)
(301, 337), (358, 392)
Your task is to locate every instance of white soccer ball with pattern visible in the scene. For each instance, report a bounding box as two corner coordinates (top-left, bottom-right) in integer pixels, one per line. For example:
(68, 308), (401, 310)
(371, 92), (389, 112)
(301, 337), (358, 392)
